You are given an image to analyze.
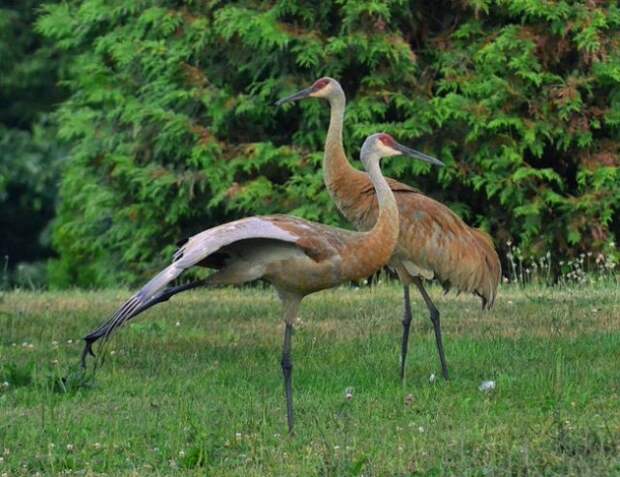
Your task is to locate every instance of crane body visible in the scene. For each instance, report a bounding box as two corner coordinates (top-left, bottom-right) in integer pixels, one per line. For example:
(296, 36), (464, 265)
(277, 78), (501, 380)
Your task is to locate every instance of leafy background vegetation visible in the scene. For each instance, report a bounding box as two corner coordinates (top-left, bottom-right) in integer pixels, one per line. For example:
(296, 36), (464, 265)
(2, 0), (619, 287)
(0, 0), (66, 287)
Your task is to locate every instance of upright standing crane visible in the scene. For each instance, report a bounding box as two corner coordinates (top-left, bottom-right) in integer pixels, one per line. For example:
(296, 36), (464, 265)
(277, 78), (501, 380)
(81, 133), (444, 433)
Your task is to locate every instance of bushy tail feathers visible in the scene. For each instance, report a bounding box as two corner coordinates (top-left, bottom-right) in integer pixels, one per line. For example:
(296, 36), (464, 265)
(471, 228), (501, 309)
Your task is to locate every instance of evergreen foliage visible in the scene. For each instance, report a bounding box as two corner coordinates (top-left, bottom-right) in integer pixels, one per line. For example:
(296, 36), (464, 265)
(37, 0), (619, 287)
(0, 0), (66, 282)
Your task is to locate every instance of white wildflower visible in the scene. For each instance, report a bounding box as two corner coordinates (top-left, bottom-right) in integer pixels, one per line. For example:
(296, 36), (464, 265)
(429, 373), (436, 383)
(479, 380), (496, 392)
(344, 387), (354, 400)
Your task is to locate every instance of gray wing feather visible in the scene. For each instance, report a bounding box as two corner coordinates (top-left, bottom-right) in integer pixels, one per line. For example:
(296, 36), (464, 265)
(86, 217), (301, 342)
(173, 217), (298, 267)
(144, 217), (300, 301)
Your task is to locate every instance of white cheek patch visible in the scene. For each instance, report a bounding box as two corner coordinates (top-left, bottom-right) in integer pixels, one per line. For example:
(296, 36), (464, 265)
(318, 83), (332, 97)
(378, 142), (398, 157)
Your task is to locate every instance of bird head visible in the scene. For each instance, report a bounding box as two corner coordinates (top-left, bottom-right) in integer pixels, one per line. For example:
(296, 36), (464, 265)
(360, 133), (444, 168)
(275, 77), (343, 105)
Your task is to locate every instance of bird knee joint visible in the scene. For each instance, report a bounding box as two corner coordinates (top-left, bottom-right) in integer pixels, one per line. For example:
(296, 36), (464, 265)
(281, 356), (293, 371)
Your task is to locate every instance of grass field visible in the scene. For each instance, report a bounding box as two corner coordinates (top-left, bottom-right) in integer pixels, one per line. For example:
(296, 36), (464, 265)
(1, 281), (619, 476)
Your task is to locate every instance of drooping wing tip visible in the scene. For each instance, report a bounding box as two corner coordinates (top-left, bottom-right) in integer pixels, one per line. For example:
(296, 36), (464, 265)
(80, 337), (97, 369)
(78, 291), (153, 369)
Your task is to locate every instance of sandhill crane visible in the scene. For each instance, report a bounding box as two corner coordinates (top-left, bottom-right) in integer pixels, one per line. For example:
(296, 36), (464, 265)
(277, 78), (501, 380)
(80, 133), (444, 433)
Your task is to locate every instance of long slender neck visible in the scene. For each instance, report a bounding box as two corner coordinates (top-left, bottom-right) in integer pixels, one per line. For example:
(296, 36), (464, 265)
(323, 91), (358, 190)
(363, 155), (399, 247)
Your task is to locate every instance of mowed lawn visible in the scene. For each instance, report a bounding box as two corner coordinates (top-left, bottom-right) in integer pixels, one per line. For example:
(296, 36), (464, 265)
(1, 282), (619, 476)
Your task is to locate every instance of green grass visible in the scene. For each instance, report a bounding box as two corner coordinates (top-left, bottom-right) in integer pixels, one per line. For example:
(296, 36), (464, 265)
(1, 282), (619, 476)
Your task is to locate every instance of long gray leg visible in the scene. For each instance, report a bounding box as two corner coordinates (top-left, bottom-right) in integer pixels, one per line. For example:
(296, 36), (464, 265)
(281, 322), (294, 433)
(278, 292), (301, 434)
(413, 277), (448, 379)
(400, 284), (413, 381)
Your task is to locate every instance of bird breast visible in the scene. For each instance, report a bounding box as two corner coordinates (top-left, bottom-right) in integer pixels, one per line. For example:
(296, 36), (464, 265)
(264, 249), (345, 294)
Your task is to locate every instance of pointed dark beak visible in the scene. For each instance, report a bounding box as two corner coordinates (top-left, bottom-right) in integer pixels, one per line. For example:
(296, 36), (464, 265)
(275, 86), (313, 106)
(394, 143), (444, 167)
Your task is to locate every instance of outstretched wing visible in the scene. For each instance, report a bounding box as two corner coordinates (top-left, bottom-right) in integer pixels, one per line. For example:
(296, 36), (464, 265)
(84, 217), (329, 354)
(173, 216), (301, 266)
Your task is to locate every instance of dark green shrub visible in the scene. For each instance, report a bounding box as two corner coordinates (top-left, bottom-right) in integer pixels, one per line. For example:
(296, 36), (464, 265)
(0, 0), (66, 286)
